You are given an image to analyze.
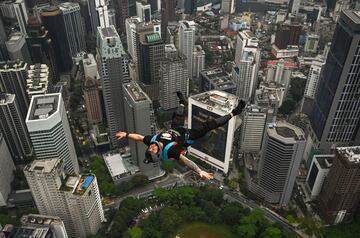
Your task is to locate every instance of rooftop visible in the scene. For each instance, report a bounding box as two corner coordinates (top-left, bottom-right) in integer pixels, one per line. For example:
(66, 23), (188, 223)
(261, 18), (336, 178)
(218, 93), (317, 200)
(146, 33), (161, 43)
(62, 175), (94, 195)
(190, 90), (238, 112)
(337, 146), (360, 164)
(124, 82), (149, 102)
(268, 121), (305, 143)
(24, 159), (61, 174)
(99, 25), (119, 39)
(0, 92), (14, 105)
(0, 60), (26, 71)
(314, 155), (334, 169)
(103, 153), (128, 178)
(28, 94), (60, 120)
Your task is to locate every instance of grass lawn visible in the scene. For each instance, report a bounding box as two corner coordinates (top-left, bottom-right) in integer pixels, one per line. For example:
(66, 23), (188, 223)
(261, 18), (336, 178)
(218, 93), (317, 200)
(176, 222), (235, 238)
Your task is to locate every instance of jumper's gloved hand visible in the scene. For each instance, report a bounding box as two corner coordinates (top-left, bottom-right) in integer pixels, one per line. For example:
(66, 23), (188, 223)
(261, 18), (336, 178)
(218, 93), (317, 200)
(232, 100), (246, 116)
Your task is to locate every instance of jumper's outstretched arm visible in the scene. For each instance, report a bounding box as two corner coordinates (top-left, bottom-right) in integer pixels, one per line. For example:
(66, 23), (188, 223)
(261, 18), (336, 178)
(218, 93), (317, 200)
(116, 131), (144, 142)
(179, 154), (214, 180)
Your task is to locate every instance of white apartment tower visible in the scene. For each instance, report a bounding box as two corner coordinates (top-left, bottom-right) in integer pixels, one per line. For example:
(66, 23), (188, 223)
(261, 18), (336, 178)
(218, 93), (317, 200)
(59, 2), (87, 57)
(0, 133), (15, 206)
(24, 159), (105, 238)
(97, 26), (128, 148)
(126, 16), (142, 61)
(179, 20), (196, 79)
(136, 1), (151, 23)
(304, 57), (325, 99)
(26, 93), (79, 174)
(232, 51), (258, 101)
(235, 30), (259, 66)
(258, 122), (306, 205)
(26, 64), (51, 99)
(192, 45), (205, 78)
(0, 93), (32, 161)
(188, 91), (239, 173)
(95, 0), (110, 28)
(159, 44), (189, 110)
(240, 105), (267, 153)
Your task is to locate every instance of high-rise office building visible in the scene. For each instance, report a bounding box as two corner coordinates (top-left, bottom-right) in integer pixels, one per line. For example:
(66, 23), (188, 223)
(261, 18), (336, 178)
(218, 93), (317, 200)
(161, 0), (175, 38)
(257, 122), (306, 205)
(304, 57), (325, 99)
(318, 146), (360, 224)
(0, 0), (28, 36)
(114, 0), (129, 35)
(24, 159), (105, 238)
(310, 10), (360, 151)
(138, 32), (164, 100)
(26, 64), (51, 99)
(5, 32), (31, 63)
(221, 0), (235, 14)
(178, 20), (195, 79)
(0, 133), (15, 206)
(84, 77), (102, 125)
(108, 8), (116, 27)
(159, 44), (189, 110)
(188, 91), (239, 173)
(192, 45), (205, 78)
(25, 93), (79, 174)
(26, 16), (58, 83)
(0, 92), (32, 161)
(123, 82), (162, 178)
(306, 154), (334, 200)
(136, 1), (151, 23)
(232, 50), (258, 101)
(274, 23), (301, 49)
(126, 16), (142, 61)
(96, 26), (128, 148)
(234, 30), (259, 66)
(289, 0), (301, 15)
(0, 61), (29, 119)
(59, 2), (86, 57)
(0, 15), (8, 61)
(95, 0), (110, 28)
(2, 214), (69, 238)
(87, 0), (100, 34)
(240, 105), (267, 153)
(41, 6), (72, 72)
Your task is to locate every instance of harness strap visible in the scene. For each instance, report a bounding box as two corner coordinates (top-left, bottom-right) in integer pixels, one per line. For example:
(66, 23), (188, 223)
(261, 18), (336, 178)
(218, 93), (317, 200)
(162, 142), (177, 161)
(150, 135), (157, 143)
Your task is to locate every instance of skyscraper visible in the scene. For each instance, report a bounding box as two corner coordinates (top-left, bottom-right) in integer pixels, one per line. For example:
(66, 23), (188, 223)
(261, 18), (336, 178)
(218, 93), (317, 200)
(274, 23), (301, 49)
(318, 146), (360, 224)
(41, 6), (72, 72)
(159, 44), (189, 110)
(178, 20), (195, 79)
(138, 32), (164, 100)
(188, 91), (239, 173)
(240, 105), (267, 153)
(192, 45), (205, 78)
(0, 92), (32, 162)
(125, 16), (142, 61)
(97, 26), (128, 148)
(25, 93), (79, 174)
(310, 10), (360, 151)
(161, 0), (175, 38)
(5, 32), (31, 63)
(0, 132), (15, 206)
(26, 64), (51, 99)
(0, 0), (28, 36)
(258, 122), (306, 205)
(84, 77), (102, 125)
(59, 2), (87, 57)
(221, 0), (235, 14)
(114, 0), (129, 35)
(26, 16), (59, 83)
(232, 51), (258, 101)
(0, 61), (29, 119)
(136, 1), (151, 23)
(87, 0), (100, 34)
(96, 0), (110, 28)
(304, 57), (325, 99)
(24, 159), (105, 238)
(234, 30), (259, 66)
(123, 82), (162, 178)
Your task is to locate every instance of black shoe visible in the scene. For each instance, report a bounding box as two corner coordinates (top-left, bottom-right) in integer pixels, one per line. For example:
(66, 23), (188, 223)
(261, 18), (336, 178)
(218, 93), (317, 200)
(176, 91), (187, 106)
(232, 100), (246, 115)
